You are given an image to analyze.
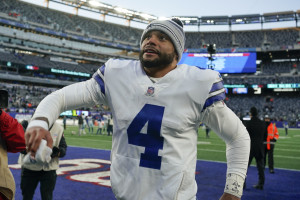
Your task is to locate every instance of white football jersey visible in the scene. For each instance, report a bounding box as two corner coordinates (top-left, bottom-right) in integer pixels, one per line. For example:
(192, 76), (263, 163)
(93, 59), (224, 200)
(32, 58), (249, 200)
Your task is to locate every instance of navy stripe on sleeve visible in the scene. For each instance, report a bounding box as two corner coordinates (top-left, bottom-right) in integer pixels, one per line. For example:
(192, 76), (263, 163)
(93, 74), (105, 95)
(99, 64), (105, 75)
(202, 92), (225, 111)
(92, 64), (106, 95)
(209, 81), (224, 93)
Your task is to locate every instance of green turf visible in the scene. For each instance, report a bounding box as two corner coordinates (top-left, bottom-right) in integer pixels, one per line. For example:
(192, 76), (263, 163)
(63, 126), (300, 171)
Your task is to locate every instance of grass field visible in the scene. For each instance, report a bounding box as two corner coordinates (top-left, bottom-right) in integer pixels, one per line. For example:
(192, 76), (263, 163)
(63, 125), (300, 171)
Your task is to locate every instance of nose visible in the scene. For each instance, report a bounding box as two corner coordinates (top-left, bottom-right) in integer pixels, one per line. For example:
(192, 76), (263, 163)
(144, 35), (158, 46)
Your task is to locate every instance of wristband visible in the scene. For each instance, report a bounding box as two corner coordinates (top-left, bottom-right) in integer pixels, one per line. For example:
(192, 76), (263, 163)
(224, 173), (244, 198)
(27, 120), (49, 131)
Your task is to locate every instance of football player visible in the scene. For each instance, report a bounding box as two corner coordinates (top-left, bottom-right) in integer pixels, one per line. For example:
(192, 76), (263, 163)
(25, 18), (250, 200)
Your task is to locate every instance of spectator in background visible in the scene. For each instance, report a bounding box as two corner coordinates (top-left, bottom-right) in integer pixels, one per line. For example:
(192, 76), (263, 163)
(96, 118), (104, 135)
(107, 116), (113, 136)
(84, 115), (89, 130)
(63, 116), (67, 130)
(283, 121), (289, 136)
(87, 114), (94, 134)
(245, 107), (265, 190)
(82, 114), (87, 135)
(204, 124), (211, 138)
(102, 114), (108, 134)
(78, 113), (85, 136)
(19, 122), (67, 200)
(78, 113), (84, 136)
(264, 116), (279, 174)
(0, 108), (26, 200)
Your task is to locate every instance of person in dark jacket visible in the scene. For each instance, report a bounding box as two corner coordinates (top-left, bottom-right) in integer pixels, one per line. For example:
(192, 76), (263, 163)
(20, 122), (67, 200)
(245, 107), (265, 190)
(78, 113), (84, 136)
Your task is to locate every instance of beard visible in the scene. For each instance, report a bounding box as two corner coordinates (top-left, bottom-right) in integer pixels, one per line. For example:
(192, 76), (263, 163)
(139, 50), (176, 69)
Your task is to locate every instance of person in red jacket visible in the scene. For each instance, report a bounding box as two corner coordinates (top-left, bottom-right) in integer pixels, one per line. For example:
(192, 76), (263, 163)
(264, 116), (279, 174)
(0, 108), (26, 200)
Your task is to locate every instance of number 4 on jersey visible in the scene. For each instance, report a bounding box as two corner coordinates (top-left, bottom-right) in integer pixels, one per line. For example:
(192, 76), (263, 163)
(127, 104), (165, 170)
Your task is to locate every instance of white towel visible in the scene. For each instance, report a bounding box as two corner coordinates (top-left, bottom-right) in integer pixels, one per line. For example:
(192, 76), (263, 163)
(23, 139), (52, 165)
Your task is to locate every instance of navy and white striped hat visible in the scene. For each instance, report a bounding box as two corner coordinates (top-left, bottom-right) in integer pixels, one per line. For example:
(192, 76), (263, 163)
(140, 18), (185, 62)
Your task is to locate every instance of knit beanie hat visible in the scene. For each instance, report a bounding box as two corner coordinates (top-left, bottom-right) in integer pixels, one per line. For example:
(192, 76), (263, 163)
(140, 18), (185, 62)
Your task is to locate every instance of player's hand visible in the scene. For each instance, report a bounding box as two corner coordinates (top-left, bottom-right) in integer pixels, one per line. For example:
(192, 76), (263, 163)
(219, 193), (240, 200)
(25, 126), (53, 158)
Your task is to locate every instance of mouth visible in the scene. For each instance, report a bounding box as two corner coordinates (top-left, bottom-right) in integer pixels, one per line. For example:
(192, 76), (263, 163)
(143, 47), (159, 56)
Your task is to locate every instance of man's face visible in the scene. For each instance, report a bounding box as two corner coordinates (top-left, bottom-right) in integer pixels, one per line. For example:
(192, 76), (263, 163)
(139, 30), (177, 69)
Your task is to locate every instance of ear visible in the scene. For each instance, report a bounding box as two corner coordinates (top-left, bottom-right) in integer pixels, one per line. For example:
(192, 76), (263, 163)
(175, 52), (179, 61)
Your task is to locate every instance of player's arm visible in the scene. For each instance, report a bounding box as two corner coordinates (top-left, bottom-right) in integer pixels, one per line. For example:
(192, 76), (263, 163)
(199, 72), (250, 199)
(26, 78), (104, 156)
(201, 101), (250, 199)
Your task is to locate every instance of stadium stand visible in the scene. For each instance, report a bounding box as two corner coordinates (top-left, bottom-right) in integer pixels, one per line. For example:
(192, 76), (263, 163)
(0, 0), (299, 127)
(185, 29), (299, 49)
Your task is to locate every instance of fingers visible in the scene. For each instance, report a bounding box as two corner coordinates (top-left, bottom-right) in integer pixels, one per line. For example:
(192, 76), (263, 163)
(45, 131), (53, 148)
(31, 130), (44, 156)
(25, 127), (53, 158)
(25, 127), (39, 157)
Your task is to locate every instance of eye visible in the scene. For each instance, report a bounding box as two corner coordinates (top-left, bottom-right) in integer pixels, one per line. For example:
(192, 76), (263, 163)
(144, 33), (152, 40)
(159, 35), (167, 41)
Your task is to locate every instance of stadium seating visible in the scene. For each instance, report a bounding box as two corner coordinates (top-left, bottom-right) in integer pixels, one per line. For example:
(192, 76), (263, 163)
(0, 0), (299, 126)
